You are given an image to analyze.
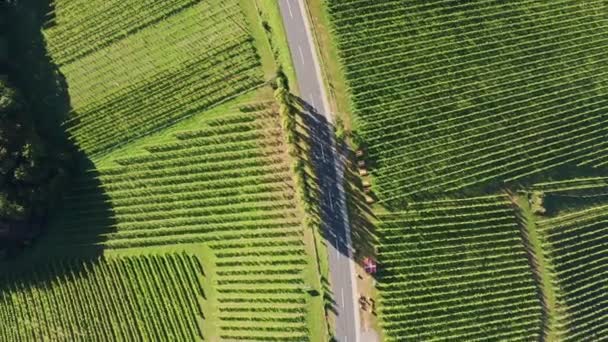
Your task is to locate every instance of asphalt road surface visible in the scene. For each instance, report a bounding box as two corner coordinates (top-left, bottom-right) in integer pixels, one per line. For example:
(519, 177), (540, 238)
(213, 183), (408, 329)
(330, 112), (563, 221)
(278, 1), (360, 342)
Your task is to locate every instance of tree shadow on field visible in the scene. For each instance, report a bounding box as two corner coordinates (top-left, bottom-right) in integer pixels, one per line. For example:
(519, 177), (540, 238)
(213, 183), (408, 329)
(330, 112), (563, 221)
(0, 0), (115, 289)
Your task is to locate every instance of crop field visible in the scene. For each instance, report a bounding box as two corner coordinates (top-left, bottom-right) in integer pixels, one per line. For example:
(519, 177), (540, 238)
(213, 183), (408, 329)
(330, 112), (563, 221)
(327, 0), (608, 206)
(0, 254), (205, 341)
(4, 0), (605, 339)
(34, 101), (315, 341)
(47, 102), (296, 250)
(0, 0), (326, 340)
(528, 178), (608, 340)
(376, 195), (542, 341)
(538, 206), (608, 340)
(45, 0), (265, 156)
(321, 1), (608, 339)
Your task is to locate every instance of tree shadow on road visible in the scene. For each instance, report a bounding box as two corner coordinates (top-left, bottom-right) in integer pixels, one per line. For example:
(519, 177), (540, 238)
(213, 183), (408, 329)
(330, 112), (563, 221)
(288, 94), (379, 273)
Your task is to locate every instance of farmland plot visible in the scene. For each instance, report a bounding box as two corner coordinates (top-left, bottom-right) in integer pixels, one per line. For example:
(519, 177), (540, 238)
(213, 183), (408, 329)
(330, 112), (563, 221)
(327, 0), (608, 206)
(528, 178), (608, 340)
(48, 102), (297, 250)
(376, 195), (542, 341)
(0, 254), (204, 341)
(2, 0), (323, 340)
(43, 101), (314, 341)
(537, 206), (608, 341)
(45, 0), (264, 156)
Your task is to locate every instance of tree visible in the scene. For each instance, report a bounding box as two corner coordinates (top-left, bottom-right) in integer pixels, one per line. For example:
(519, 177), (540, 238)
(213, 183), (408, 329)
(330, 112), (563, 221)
(0, 78), (71, 241)
(0, 1), (74, 251)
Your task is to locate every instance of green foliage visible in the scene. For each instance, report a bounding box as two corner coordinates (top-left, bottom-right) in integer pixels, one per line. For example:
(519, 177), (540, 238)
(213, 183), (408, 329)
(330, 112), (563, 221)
(537, 203), (608, 340)
(328, 0), (608, 206)
(46, 0), (265, 157)
(530, 191), (547, 215)
(0, 254), (205, 340)
(0, 79), (70, 224)
(44, 101), (313, 340)
(333, 116), (345, 141)
(376, 195), (542, 341)
(1, 0), (323, 339)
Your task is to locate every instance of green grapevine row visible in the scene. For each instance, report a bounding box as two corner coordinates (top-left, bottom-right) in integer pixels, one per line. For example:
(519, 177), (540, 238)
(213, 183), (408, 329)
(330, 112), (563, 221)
(327, 0), (608, 206)
(375, 195), (542, 341)
(0, 254), (204, 341)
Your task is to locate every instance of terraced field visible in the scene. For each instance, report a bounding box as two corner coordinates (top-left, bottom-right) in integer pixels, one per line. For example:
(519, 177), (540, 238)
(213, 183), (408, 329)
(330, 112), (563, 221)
(46, 0), (264, 156)
(0, 254), (204, 341)
(327, 0), (608, 206)
(376, 195), (542, 341)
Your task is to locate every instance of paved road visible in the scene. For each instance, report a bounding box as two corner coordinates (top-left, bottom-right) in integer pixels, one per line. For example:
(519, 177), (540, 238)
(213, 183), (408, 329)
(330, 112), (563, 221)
(278, 1), (360, 342)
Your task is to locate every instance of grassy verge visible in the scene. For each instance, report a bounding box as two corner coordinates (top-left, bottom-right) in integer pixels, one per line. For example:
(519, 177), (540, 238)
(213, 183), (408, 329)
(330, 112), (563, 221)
(303, 0), (353, 131)
(275, 78), (329, 341)
(239, 0), (276, 80)
(257, 0), (331, 338)
(298, 1), (379, 338)
(515, 194), (561, 341)
(254, 0), (299, 93)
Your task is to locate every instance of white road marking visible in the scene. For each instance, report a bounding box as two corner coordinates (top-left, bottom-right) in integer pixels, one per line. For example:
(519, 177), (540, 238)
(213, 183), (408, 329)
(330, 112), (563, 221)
(341, 288), (345, 308)
(295, 0), (331, 120)
(310, 93), (316, 109)
(298, 45), (306, 65)
(321, 147), (326, 162)
(286, 0), (294, 18)
(283, 1), (361, 341)
(336, 237), (340, 258)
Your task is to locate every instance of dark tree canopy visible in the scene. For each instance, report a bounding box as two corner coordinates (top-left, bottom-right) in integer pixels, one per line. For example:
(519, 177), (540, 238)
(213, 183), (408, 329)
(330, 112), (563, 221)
(0, 1), (74, 248)
(0, 79), (68, 222)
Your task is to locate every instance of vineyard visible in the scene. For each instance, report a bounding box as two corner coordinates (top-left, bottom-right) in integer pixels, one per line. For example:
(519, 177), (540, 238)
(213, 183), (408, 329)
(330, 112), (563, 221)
(0, 254), (205, 341)
(319, 1), (608, 339)
(0, 0), (326, 339)
(45, 0), (265, 156)
(375, 195), (542, 341)
(525, 178), (608, 340)
(47, 102), (298, 250)
(2, 0), (605, 339)
(327, 0), (608, 206)
(537, 206), (608, 340)
(36, 101), (316, 341)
